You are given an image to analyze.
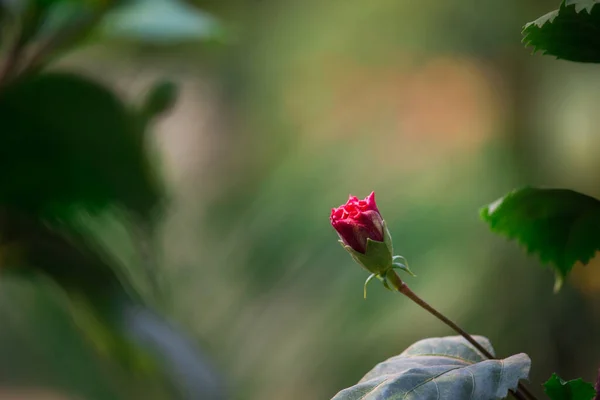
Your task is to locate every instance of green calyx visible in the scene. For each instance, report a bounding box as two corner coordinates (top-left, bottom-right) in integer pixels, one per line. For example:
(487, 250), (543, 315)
(338, 221), (416, 298)
(339, 220), (394, 275)
(342, 238), (393, 276)
(363, 261), (416, 299)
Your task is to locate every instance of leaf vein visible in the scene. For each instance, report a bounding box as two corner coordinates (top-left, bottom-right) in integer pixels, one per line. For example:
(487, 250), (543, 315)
(402, 367), (463, 399)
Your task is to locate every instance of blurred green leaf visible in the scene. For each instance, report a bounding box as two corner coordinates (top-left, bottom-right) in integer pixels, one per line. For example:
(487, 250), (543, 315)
(544, 373), (596, 400)
(37, 0), (96, 36)
(480, 188), (600, 291)
(523, 1), (600, 63)
(331, 336), (530, 400)
(1, 210), (224, 399)
(141, 79), (178, 120)
(99, 0), (222, 44)
(0, 72), (159, 220)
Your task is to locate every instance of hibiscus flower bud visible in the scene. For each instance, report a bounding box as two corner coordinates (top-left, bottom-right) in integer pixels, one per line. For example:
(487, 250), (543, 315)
(330, 192), (394, 275)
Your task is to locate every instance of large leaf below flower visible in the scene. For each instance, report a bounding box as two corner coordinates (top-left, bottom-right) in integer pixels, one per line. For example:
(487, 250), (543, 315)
(480, 188), (600, 291)
(331, 336), (530, 400)
(522, 0), (600, 63)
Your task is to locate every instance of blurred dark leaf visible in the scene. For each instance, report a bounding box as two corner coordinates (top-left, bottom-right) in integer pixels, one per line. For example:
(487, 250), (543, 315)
(1, 211), (224, 399)
(25, 0), (116, 69)
(331, 336), (530, 400)
(544, 373), (596, 400)
(523, 0), (600, 63)
(141, 79), (178, 120)
(98, 0), (222, 44)
(37, 0), (97, 36)
(480, 188), (600, 291)
(0, 72), (159, 221)
(0, 0), (28, 16)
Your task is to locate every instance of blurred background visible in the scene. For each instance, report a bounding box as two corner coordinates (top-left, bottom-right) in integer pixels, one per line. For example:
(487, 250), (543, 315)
(2, 0), (600, 399)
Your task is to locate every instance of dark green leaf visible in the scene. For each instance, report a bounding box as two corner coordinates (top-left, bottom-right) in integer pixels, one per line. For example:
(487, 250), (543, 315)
(544, 373), (596, 400)
(37, 1), (96, 36)
(332, 336), (530, 400)
(566, 0), (600, 13)
(480, 188), (600, 290)
(522, 1), (600, 63)
(0, 72), (159, 220)
(141, 79), (179, 120)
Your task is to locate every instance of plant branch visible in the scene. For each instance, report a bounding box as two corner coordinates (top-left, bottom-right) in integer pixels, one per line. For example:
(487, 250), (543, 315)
(19, 2), (113, 78)
(385, 270), (537, 400)
(0, 26), (26, 86)
(19, 13), (98, 77)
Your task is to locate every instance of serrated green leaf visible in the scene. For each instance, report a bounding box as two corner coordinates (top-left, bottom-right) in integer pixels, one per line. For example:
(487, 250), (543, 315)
(331, 336), (530, 400)
(523, 0), (600, 63)
(544, 373), (596, 400)
(0, 72), (159, 221)
(566, 0), (600, 13)
(481, 188), (600, 290)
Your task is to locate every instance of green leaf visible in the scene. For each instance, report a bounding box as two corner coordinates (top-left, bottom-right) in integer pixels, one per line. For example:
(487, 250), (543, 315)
(523, 1), (600, 63)
(99, 0), (223, 44)
(0, 72), (159, 220)
(481, 188), (600, 290)
(37, 0), (98, 36)
(331, 336), (530, 400)
(140, 79), (179, 120)
(566, 0), (600, 13)
(1, 211), (224, 399)
(544, 373), (596, 400)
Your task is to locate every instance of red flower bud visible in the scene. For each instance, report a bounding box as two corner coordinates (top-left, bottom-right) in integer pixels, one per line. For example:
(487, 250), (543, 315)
(330, 192), (385, 254)
(331, 192), (414, 296)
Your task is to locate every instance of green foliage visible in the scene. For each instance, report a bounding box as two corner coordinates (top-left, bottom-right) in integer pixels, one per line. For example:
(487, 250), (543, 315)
(38, 0), (99, 36)
(0, 1), (228, 398)
(331, 336), (530, 400)
(0, 69), (161, 370)
(565, 0), (600, 13)
(0, 72), (159, 221)
(523, 0), (600, 63)
(141, 79), (179, 121)
(544, 373), (597, 400)
(480, 188), (600, 290)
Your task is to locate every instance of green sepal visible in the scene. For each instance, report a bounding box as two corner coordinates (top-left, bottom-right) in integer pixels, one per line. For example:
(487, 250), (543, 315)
(393, 255), (415, 277)
(342, 238), (393, 275)
(392, 262), (416, 277)
(363, 273), (377, 299)
(382, 220), (393, 255)
(381, 274), (393, 291)
(339, 220), (394, 275)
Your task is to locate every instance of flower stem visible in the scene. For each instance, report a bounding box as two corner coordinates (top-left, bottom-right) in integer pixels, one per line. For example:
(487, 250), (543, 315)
(385, 270), (537, 400)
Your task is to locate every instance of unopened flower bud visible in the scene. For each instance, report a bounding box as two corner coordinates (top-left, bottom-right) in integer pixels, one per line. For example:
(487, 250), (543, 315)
(330, 192), (393, 275)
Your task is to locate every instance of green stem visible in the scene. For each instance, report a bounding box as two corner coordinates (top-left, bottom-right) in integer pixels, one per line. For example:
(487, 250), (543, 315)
(385, 270), (537, 400)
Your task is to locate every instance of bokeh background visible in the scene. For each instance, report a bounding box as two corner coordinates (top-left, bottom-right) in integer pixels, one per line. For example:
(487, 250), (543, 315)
(2, 0), (600, 399)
